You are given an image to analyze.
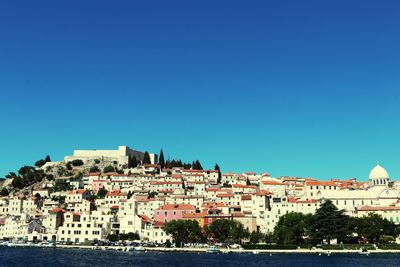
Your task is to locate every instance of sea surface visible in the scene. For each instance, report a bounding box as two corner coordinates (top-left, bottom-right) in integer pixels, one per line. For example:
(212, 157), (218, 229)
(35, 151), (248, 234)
(0, 248), (400, 267)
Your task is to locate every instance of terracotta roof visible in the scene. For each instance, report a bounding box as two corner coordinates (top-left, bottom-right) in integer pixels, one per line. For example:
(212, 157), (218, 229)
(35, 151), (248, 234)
(67, 189), (87, 195)
(357, 205), (400, 212)
(156, 204), (196, 211)
(138, 214), (151, 222)
(261, 180), (283, 185)
(241, 195), (252, 201)
(306, 181), (337, 187)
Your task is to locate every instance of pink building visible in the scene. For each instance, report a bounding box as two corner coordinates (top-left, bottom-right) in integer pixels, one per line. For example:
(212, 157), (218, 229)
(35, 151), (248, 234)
(92, 180), (108, 193)
(154, 204), (196, 223)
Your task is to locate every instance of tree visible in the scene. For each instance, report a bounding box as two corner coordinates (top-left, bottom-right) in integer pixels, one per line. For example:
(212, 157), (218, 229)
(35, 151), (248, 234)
(159, 149), (165, 169)
(103, 165), (115, 173)
(97, 187), (108, 198)
(128, 156), (138, 168)
(195, 160), (203, 170)
(143, 151), (152, 165)
(246, 178), (251, 186)
(207, 219), (247, 244)
(0, 187), (9, 196)
(163, 220), (203, 247)
(51, 180), (73, 192)
(249, 230), (265, 244)
(71, 159), (84, 167)
(12, 176), (24, 189)
(45, 155), (51, 162)
(89, 166), (100, 173)
(353, 214), (398, 243)
(148, 191), (158, 199)
(107, 234), (119, 242)
(310, 199), (351, 244)
(215, 164), (222, 184)
(274, 212), (312, 245)
(35, 159), (47, 168)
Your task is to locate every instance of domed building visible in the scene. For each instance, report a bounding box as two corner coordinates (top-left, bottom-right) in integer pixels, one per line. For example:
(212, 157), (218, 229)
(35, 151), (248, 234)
(369, 164), (390, 187)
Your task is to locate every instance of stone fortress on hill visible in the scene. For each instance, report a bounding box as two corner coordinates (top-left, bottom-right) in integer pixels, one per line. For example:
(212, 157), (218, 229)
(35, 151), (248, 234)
(0, 145), (400, 244)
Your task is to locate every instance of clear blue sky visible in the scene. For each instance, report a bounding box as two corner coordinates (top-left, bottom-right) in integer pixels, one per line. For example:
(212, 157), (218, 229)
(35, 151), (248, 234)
(1, 0), (400, 180)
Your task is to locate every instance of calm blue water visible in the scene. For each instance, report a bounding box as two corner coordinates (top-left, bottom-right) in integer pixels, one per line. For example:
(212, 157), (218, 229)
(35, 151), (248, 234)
(0, 248), (400, 267)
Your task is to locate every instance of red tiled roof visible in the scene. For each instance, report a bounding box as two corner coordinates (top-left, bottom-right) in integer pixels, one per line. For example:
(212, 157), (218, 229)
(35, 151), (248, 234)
(156, 204), (196, 211)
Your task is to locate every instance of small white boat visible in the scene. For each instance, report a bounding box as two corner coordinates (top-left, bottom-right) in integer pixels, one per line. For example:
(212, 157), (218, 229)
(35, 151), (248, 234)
(134, 246), (146, 252)
(206, 246), (221, 254)
(359, 249), (370, 256)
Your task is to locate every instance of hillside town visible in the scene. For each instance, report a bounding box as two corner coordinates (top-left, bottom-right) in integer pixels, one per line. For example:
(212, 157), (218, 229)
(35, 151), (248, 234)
(0, 145), (400, 246)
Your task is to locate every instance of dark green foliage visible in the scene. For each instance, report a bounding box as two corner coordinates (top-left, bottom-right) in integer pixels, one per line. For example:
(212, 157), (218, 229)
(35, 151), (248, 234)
(89, 166), (100, 173)
(66, 162), (72, 170)
(35, 159), (47, 168)
(35, 155), (51, 168)
(97, 187), (108, 198)
(103, 165), (115, 173)
(71, 159), (84, 167)
(215, 164), (222, 183)
(274, 212), (312, 245)
(194, 160), (203, 170)
(159, 149), (165, 169)
(163, 220), (205, 247)
(94, 159), (101, 164)
(148, 191), (158, 199)
(249, 230), (265, 244)
(51, 180), (73, 192)
(207, 219), (249, 244)
(128, 156), (138, 168)
(107, 234), (119, 242)
(352, 213), (398, 244)
(143, 151), (152, 164)
(310, 199), (352, 244)
(119, 232), (140, 241)
(9, 166), (46, 189)
(0, 187), (9, 196)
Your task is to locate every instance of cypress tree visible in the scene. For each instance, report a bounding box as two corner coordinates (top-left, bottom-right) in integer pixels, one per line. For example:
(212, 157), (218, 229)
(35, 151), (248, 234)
(215, 164), (222, 183)
(195, 160), (203, 170)
(143, 151), (151, 165)
(159, 149), (165, 168)
(45, 155), (51, 162)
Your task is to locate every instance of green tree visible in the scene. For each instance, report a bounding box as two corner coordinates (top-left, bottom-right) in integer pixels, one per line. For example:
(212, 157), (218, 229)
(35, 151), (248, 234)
(107, 234), (119, 242)
(103, 165), (115, 173)
(148, 191), (158, 199)
(35, 159), (47, 168)
(12, 176), (24, 189)
(0, 187), (9, 196)
(274, 212), (312, 245)
(353, 213), (398, 243)
(215, 164), (222, 184)
(128, 156), (138, 168)
(249, 230), (265, 244)
(71, 159), (84, 166)
(89, 166), (100, 173)
(207, 219), (247, 244)
(159, 149), (165, 169)
(163, 220), (203, 247)
(97, 187), (108, 198)
(143, 151), (151, 165)
(45, 155), (51, 162)
(310, 199), (351, 244)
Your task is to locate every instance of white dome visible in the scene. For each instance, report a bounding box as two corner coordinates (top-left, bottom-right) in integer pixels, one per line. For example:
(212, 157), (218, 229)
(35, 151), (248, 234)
(369, 164), (389, 180)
